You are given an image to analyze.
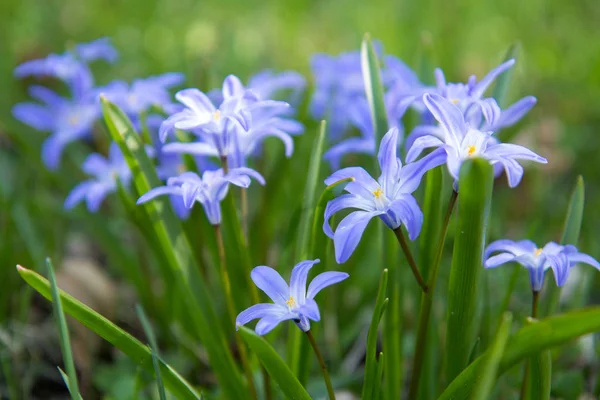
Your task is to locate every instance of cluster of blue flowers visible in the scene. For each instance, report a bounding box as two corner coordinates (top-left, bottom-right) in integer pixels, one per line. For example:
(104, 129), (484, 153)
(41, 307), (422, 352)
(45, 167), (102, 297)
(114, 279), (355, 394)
(13, 38), (599, 337)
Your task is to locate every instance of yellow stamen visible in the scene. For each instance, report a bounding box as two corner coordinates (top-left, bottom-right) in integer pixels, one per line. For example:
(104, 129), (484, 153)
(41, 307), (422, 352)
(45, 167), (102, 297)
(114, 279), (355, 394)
(286, 296), (296, 308)
(534, 248), (543, 257)
(451, 98), (460, 105)
(213, 110), (221, 121)
(373, 187), (384, 199)
(467, 145), (476, 156)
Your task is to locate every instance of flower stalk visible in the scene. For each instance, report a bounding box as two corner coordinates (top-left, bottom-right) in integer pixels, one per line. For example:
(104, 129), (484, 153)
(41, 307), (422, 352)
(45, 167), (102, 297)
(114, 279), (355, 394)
(408, 189), (458, 400)
(306, 330), (336, 400)
(393, 227), (428, 292)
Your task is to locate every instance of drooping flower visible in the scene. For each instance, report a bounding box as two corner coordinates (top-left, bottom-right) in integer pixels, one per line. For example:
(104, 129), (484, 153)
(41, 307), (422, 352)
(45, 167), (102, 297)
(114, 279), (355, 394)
(484, 239), (600, 291)
(137, 167), (264, 225)
(236, 259), (349, 335)
(324, 128), (446, 263)
(64, 142), (130, 212)
(12, 85), (99, 169)
(406, 93), (547, 188)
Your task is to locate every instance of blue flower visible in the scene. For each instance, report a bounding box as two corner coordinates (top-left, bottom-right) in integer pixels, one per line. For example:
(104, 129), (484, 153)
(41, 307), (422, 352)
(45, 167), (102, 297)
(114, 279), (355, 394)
(406, 93), (547, 188)
(12, 85), (99, 169)
(64, 142), (130, 212)
(236, 259), (349, 335)
(247, 69), (306, 106)
(98, 73), (184, 116)
(137, 167), (264, 225)
(160, 75), (299, 169)
(324, 128), (446, 263)
(484, 240), (600, 291)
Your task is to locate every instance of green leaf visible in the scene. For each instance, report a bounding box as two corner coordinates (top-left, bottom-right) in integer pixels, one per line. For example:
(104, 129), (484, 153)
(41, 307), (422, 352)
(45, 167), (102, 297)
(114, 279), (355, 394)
(100, 97), (246, 398)
(361, 33), (389, 152)
(296, 120), (327, 261)
(47, 259), (82, 400)
(492, 42), (521, 108)
(445, 158), (494, 383)
(287, 120), (328, 381)
(17, 265), (201, 400)
(240, 327), (312, 400)
(136, 305), (167, 400)
(469, 313), (513, 400)
(362, 269), (389, 400)
(543, 176), (584, 317)
(440, 307), (600, 400)
(383, 232), (401, 400)
(528, 349), (552, 400)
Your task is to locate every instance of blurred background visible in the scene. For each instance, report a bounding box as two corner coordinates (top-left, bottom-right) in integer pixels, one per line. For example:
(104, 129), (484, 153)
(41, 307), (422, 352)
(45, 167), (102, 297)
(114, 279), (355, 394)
(1, 0), (599, 398)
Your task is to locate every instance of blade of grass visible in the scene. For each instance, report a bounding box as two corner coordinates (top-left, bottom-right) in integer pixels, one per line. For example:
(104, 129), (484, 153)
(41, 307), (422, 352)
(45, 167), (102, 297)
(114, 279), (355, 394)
(528, 348), (551, 400)
(17, 265), (201, 400)
(361, 33), (389, 146)
(240, 327), (312, 400)
(136, 305), (167, 400)
(445, 158), (494, 383)
(362, 269), (389, 400)
(439, 307), (600, 400)
(47, 258), (82, 400)
(543, 176), (584, 317)
(101, 97), (246, 398)
(469, 313), (513, 400)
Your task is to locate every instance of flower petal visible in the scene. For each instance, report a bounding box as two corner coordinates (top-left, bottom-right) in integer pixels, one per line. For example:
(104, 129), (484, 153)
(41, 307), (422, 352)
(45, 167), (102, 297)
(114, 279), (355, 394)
(162, 142), (219, 157)
(255, 313), (296, 335)
(290, 259), (320, 305)
(377, 128), (401, 192)
(64, 181), (95, 210)
(491, 96), (537, 130)
(333, 210), (382, 263)
(323, 194), (375, 238)
(386, 194), (423, 239)
(137, 186), (182, 205)
(422, 93), (466, 148)
(235, 303), (288, 328)
(307, 271), (349, 299)
(175, 88), (215, 115)
(222, 75), (246, 99)
(397, 147), (446, 195)
(485, 239), (537, 258)
(405, 135), (446, 163)
(471, 59), (515, 99)
(299, 298), (321, 322)
(485, 143), (547, 164)
(484, 253), (517, 268)
(250, 266), (290, 306)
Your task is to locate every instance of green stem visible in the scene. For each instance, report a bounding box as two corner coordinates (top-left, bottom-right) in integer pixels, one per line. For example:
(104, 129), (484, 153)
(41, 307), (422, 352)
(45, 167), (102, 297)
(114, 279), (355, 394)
(214, 224), (257, 400)
(306, 330), (336, 400)
(408, 190), (458, 400)
(393, 227), (428, 293)
(241, 187), (249, 239)
(520, 290), (540, 399)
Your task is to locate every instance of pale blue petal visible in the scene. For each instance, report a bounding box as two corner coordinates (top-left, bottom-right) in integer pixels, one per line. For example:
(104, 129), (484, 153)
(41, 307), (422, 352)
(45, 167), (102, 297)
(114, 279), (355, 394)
(422, 93), (466, 147)
(307, 271), (349, 299)
(377, 128), (401, 193)
(222, 75), (245, 99)
(492, 157), (524, 188)
(486, 143), (547, 163)
(290, 259), (320, 305)
(137, 186), (182, 205)
(397, 147), (446, 195)
(385, 194), (423, 238)
(82, 154), (110, 177)
(250, 266), (290, 306)
(485, 239), (537, 258)
(471, 59), (515, 99)
(333, 210), (382, 263)
(405, 125), (443, 153)
(299, 298), (321, 322)
(529, 265), (546, 292)
(255, 313), (296, 335)
(484, 253), (517, 268)
(324, 137), (374, 170)
(230, 167), (266, 186)
(12, 103), (55, 131)
(235, 303), (288, 328)
(175, 88), (215, 115)
(323, 194), (375, 238)
(492, 96), (537, 130)
(162, 142), (219, 157)
(64, 181), (94, 210)
(405, 135), (446, 163)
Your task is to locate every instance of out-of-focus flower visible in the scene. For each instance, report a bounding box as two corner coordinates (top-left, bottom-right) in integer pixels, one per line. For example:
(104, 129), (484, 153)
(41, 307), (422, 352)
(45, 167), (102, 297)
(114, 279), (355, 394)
(324, 128), (446, 263)
(248, 69), (306, 106)
(12, 85), (99, 169)
(137, 167), (264, 225)
(64, 142), (129, 212)
(236, 259), (348, 335)
(407, 93), (547, 188)
(484, 240), (600, 291)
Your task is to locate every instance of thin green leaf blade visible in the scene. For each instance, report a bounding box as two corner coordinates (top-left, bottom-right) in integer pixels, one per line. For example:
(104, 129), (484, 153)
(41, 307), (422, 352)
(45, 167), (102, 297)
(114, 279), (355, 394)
(17, 265), (201, 400)
(361, 33), (389, 148)
(240, 327), (312, 400)
(528, 349), (552, 400)
(543, 176), (584, 316)
(136, 305), (167, 400)
(469, 313), (513, 400)
(445, 158), (494, 383)
(47, 258), (81, 400)
(362, 269), (389, 400)
(440, 307), (600, 400)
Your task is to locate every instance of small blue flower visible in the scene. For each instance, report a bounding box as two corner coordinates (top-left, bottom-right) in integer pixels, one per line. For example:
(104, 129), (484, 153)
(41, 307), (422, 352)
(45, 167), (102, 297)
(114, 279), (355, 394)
(484, 240), (600, 291)
(137, 167), (264, 225)
(236, 259), (349, 335)
(75, 37), (119, 63)
(12, 85), (99, 169)
(407, 93), (547, 188)
(247, 69), (306, 106)
(324, 128), (446, 263)
(64, 142), (130, 212)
